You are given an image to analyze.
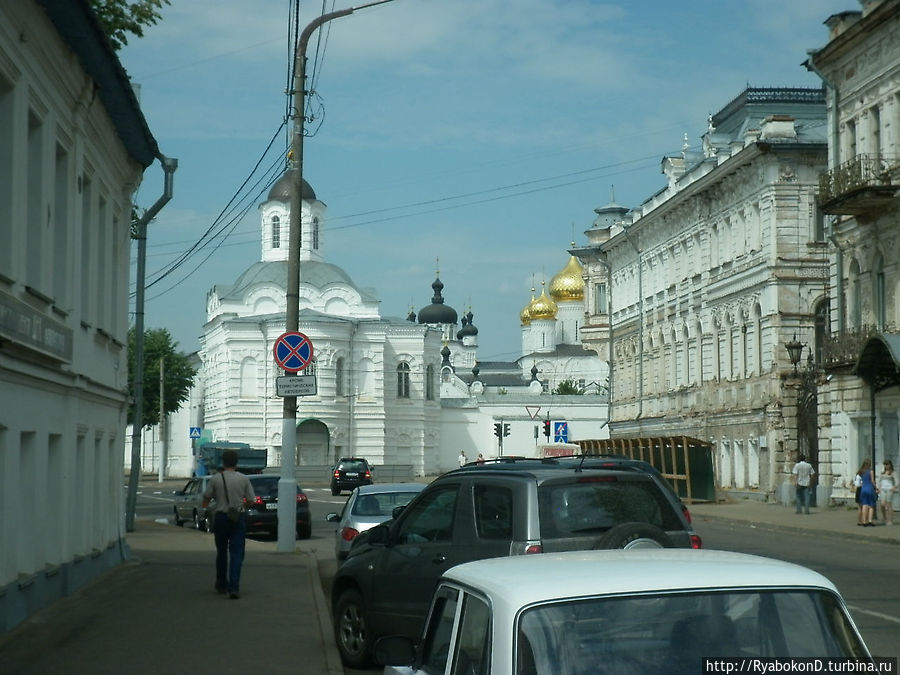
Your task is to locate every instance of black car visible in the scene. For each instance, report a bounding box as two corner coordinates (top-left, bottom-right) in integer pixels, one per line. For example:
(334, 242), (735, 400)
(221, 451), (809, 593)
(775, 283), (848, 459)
(330, 462), (701, 667)
(330, 458), (373, 496)
(244, 474), (312, 539)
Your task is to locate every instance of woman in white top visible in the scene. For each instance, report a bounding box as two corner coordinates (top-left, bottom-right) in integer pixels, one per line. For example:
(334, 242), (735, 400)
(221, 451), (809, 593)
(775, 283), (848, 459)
(879, 460), (896, 526)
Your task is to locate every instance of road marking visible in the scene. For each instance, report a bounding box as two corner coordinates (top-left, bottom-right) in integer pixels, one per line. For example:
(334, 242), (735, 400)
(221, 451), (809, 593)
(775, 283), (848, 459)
(847, 604), (900, 625)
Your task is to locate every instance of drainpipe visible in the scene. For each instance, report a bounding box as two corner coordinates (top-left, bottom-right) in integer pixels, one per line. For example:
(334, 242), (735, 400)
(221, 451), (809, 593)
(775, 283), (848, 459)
(126, 154), (178, 533)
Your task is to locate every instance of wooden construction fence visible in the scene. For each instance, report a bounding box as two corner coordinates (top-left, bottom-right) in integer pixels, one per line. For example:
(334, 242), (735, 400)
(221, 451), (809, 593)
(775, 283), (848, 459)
(575, 436), (716, 504)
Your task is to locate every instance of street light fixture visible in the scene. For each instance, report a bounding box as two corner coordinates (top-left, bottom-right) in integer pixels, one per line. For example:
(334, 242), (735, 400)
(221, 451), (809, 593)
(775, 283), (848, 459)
(785, 333), (804, 374)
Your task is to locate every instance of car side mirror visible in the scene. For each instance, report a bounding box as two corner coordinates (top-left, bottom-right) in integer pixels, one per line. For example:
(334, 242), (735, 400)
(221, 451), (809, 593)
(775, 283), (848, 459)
(366, 523), (390, 546)
(325, 512), (340, 522)
(173, 490), (186, 496)
(391, 504), (407, 519)
(374, 635), (416, 667)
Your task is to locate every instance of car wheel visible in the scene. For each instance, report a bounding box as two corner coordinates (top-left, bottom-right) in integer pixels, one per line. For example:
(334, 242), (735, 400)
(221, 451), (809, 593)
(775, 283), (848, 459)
(192, 510), (205, 531)
(204, 512), (214, 533)
(595, 522), (673, 550)
(174, 507), (185, 527)
(297, 523), (312, 540)
(331, 487), (341, 496)
(334, 588), (371, 668)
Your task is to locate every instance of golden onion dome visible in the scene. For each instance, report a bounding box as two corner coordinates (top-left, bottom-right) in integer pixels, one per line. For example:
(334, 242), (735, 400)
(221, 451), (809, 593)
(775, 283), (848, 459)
(549, 255), (585, 301)
(529, 285), (558, 321)
(520, 287), (536, 325)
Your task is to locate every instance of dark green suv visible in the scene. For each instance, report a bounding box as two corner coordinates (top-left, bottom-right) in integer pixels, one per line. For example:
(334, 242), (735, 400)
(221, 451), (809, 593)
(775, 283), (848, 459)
(331, 462), (701, 667)
(330, 457), (373, 495)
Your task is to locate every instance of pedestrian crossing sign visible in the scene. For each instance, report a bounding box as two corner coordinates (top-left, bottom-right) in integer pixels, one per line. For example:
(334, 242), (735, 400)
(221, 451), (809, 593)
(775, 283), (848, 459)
(189, 427), (201, 439)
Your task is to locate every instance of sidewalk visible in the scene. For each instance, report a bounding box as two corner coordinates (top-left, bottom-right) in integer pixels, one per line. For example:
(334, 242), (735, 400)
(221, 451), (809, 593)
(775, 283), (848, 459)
(0, 520), (344, 675)
(689, 497), (900, 544)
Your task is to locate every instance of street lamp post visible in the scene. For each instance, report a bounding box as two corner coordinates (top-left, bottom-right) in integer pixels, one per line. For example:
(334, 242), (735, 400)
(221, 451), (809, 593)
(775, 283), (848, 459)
(278, 0), (396, 552)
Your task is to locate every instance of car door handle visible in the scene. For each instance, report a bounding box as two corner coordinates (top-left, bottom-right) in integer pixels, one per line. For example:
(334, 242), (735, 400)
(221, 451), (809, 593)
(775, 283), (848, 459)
(432, 553), (447, 564)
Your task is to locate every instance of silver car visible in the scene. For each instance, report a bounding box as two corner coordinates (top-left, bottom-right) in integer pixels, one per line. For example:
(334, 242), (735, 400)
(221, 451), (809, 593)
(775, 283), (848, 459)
(326, 483), (426, 560)
(172, 475), (214, 531)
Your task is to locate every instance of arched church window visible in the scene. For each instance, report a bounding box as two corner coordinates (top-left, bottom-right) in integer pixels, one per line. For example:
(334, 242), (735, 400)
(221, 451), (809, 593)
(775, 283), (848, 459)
(397, 362), (410, 398)
(425, 364), (435, 400)
(335, 357), (345, 396)
(313, 217), (320, 250)
(271, 215), (280, 249)
(240, 357), (258, 399)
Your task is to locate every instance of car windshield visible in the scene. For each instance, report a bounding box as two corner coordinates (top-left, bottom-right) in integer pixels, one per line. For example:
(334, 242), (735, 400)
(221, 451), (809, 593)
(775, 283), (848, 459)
(538, 479), (681, 536)
(351, 492), (419, 517)
(516, 589), (867, 674)
(340, 461), (367, 472)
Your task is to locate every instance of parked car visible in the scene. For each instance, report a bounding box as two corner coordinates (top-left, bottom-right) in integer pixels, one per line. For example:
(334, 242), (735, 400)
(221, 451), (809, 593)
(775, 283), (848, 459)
(331, 463), (700, 667)
(326, 483), (427, 560)
(330, 457), (373, 495)
(376, 549), (871, 674)
(244, 474), (312, 539)
(172, 475), (213, 531)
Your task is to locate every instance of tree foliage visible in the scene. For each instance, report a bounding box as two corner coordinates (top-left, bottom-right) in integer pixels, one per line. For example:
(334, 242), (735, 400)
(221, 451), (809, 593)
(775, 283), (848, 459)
(553, 379), (585, 395)
(89, 0), (170, 51)
(128, 327), (196, 427)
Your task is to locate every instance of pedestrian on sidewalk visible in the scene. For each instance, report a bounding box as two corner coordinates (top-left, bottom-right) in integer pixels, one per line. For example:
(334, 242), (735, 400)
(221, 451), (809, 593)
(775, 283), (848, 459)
(458, 450), (467, 467)
(879, 460), (896, 526)
(856, 459), (877, 527)
(202, 450), (255, 598)
(792, 454), (815, 514)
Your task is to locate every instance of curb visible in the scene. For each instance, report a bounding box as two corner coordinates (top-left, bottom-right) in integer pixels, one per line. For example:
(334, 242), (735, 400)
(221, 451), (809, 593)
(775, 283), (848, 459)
(306, 547), (345, 675)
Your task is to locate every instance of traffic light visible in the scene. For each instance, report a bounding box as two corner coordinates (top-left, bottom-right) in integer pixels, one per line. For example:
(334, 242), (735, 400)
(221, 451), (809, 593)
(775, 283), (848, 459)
(493, 423), (502, 438)
(543, 420), (551, 438)
(503, 423), (510, 438)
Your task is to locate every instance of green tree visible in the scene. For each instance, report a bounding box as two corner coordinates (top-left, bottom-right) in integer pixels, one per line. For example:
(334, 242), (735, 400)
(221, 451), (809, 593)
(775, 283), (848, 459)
(89, 0), (170, 51)
(553, 379), (584, 395)
(128, 327), (196, 427)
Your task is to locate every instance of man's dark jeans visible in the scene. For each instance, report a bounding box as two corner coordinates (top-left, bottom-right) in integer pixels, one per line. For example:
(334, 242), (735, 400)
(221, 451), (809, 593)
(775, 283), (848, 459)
(214, 512), (247, 593)
(795, 485), (811, 514)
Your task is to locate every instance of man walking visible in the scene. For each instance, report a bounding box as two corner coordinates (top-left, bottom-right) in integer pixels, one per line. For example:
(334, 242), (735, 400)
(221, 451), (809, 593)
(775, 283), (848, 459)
(792, 454), (815, 515)
(202, 450), (255, 598)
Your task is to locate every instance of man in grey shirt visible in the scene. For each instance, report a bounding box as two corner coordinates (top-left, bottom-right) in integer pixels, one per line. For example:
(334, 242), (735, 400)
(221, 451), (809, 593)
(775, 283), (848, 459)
(202, 450), (255, 598)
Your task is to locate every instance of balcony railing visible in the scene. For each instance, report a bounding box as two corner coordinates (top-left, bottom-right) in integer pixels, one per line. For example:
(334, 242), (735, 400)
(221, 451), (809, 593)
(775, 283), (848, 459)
(822, 324), (887, 369)
(818, 154), (900, 215)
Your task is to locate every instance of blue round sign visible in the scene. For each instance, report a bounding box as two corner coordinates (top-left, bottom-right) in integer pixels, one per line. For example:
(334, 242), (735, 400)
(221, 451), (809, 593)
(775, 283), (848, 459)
(273, 331), (314, 372)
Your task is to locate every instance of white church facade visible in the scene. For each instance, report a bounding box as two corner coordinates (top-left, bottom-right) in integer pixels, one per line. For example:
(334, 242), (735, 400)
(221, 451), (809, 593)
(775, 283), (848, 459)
(129, 169), (611, 479)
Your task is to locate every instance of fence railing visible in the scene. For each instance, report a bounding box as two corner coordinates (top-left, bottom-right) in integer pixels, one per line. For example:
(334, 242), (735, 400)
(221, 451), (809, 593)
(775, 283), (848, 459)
(818, 154), (899, 204)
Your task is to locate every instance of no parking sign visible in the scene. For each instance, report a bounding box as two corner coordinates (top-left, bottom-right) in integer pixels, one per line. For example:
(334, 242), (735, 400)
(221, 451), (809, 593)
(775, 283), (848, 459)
(273, 331), (314, 372)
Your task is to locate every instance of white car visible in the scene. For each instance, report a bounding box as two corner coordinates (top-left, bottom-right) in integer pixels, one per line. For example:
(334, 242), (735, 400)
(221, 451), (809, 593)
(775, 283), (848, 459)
(326, 483), (427, 560)
(376, 549), (871, 675)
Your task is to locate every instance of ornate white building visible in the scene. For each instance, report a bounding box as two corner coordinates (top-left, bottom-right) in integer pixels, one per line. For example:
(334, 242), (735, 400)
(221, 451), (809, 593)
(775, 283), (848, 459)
(1, 0), (162, 632)
(198, 170), (444, 475)
(576, 87), (831, 503)
(807, 0), (900, 507)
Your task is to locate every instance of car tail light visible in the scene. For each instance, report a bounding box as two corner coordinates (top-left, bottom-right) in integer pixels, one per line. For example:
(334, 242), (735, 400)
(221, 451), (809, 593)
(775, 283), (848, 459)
(364, 470), (371, 479)
(340, 527), (360, 542)
(690, 534), (702, 549)
(296, 492), (308, 504)
(245, 496), (264, 506)
(510, 540), (543, 555)
(681, 504), (692, 524)
(333, 469), (341, 479)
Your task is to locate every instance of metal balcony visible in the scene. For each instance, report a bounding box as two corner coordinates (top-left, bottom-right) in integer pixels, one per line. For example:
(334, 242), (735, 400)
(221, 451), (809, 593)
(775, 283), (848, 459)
(818, 154), (900, 216)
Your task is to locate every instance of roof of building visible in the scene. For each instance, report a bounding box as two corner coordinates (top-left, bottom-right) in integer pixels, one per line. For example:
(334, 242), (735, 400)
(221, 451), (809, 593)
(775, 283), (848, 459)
(266, 169), (318, 203)
(215, 260), (376, 302)
(36, 0), (159, 167)
(418, 276), (458, 325)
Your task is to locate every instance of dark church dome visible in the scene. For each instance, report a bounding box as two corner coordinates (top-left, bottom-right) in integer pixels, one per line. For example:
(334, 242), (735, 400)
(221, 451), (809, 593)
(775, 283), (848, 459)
(267, 169), (317, 202)
(417, 276), (458, 325)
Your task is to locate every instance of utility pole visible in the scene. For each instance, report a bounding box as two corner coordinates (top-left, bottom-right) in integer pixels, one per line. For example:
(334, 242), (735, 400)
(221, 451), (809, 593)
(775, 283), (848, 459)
(158, 356), (165, 482)
(278, 0), (396, 552)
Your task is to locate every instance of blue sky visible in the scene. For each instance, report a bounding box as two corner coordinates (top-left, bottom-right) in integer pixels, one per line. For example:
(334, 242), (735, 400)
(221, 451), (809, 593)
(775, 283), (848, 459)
(122, 0), (850, 361)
